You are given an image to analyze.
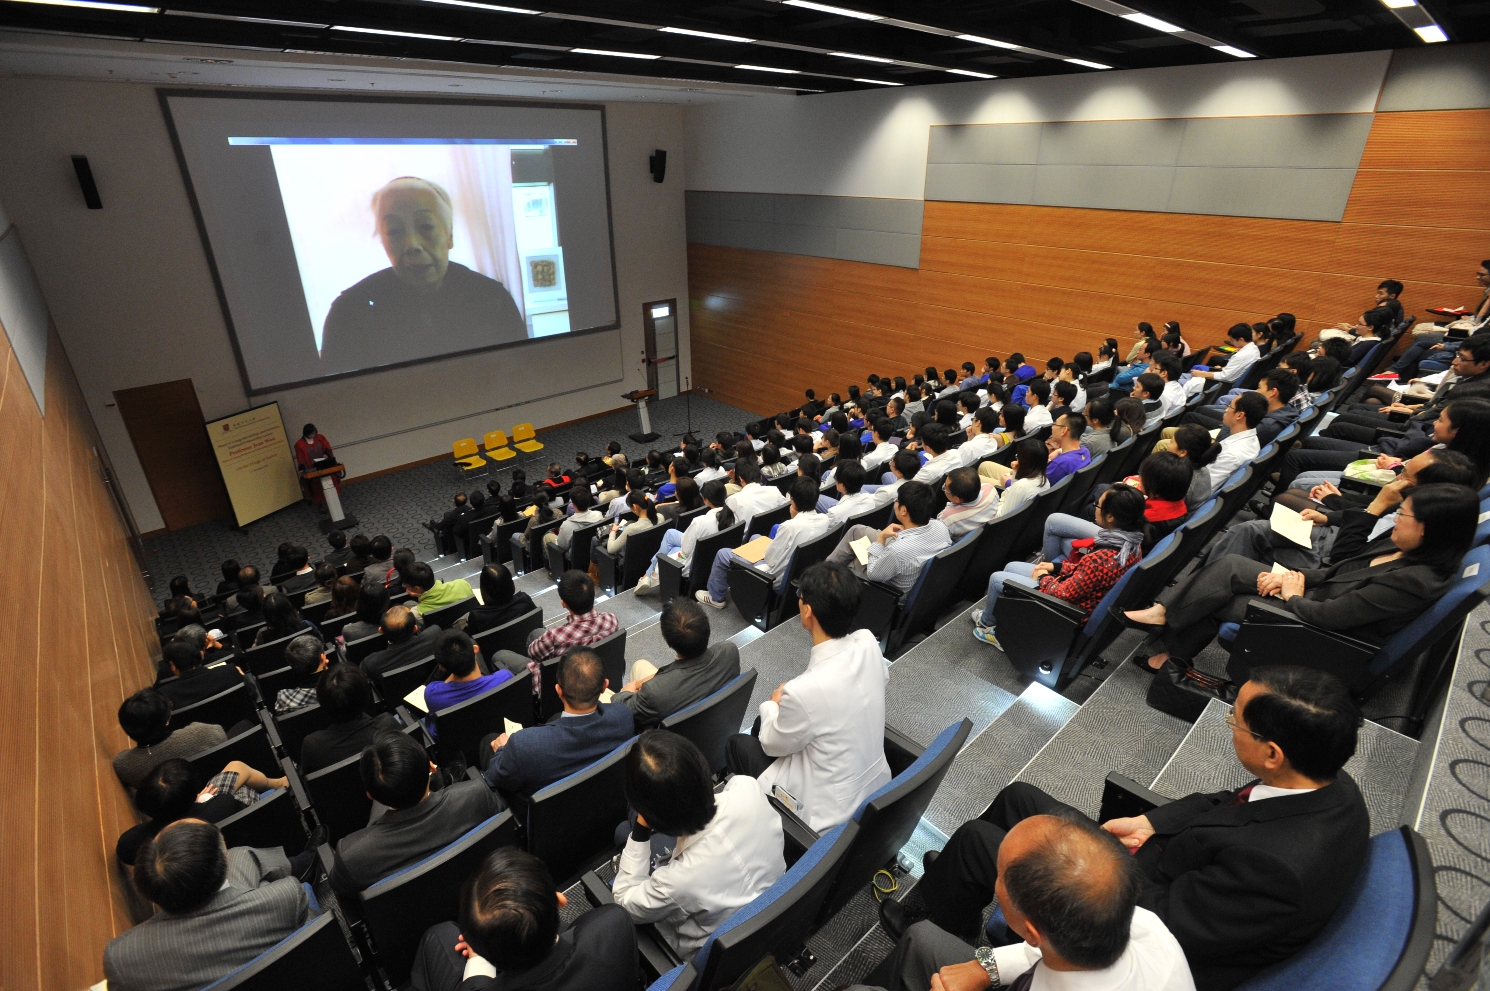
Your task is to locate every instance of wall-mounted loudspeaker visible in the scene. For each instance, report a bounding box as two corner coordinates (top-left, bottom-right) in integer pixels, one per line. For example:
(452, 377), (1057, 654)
(649, 149), (667, 184)
(71, 155), (103, 209)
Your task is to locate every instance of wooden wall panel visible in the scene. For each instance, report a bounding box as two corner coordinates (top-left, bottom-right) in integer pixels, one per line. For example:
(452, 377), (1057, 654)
(0, 315), (158, 991)
(692, 109), (1490, 419)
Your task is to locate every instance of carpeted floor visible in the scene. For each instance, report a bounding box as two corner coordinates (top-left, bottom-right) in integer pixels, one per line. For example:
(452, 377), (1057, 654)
(142, 393), (757, 602)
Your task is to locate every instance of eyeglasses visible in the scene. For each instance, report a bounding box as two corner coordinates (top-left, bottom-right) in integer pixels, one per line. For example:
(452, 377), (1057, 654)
(1224, 709), (1264, 740)
(1396, 511), (1416, 521)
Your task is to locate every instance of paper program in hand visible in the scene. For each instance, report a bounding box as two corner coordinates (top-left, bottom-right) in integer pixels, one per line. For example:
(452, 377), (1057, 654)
(403, 684), (428, 713)
(1269, 503), (1315, 549)
(850, 535), (873, 567)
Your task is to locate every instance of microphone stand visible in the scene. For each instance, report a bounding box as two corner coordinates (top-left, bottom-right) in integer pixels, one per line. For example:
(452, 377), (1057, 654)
(676, 376), (696, 438)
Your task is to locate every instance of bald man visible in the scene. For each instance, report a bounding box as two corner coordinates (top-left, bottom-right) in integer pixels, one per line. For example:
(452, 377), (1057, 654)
(320, 176), (527, 372)
(856, 815), (1192, 991)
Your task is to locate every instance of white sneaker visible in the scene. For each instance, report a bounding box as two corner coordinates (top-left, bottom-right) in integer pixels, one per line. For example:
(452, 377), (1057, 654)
(969, 605), (985, 625)
(634, 573), (656, 594)
(696, 590), (727, 610)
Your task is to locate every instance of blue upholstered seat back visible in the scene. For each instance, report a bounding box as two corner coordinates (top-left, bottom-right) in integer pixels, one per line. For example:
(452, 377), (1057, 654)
(853, 721), (964, 823)
(1234, 829), (1417, 991)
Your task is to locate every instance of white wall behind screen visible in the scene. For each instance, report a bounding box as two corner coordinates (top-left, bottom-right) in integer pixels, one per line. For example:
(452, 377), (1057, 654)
(684, 50), (1392, 200)
(0, 79), (689, 532)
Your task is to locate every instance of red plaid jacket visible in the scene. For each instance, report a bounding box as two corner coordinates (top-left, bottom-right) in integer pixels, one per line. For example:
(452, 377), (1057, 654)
(524, 609), (620, 690)
(1037, 541), (1141, 615)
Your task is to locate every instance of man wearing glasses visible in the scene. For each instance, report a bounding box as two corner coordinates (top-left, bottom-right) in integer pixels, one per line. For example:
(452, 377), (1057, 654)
(876, 666), (1368, 991)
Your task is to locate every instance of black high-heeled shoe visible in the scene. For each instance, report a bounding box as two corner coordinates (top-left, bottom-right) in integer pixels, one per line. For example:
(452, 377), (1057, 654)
(1117, 610), (1165, 634)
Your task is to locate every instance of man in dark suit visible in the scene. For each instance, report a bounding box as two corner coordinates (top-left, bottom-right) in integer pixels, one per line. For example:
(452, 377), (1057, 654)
(323, 529), (355, 571)
(882, 666), (1369, 991)
(361, 605), (442, 682)
(409, 846), (636, 991)
(155, 634), (246, 710)
(613, 598), (741, 731)
(104, 820), (311, 991)
(330, 732), (505, 897)
(478, 648), (634, 814)
(300, 663), (402, 774)
(278, 545), (318, 595)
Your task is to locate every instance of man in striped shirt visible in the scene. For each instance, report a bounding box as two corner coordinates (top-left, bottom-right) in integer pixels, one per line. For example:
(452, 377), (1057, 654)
(825, 481), (952, 600)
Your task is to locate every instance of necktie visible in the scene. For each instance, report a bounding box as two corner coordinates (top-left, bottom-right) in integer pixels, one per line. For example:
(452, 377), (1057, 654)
(1008, 966), (1036, 991)
(1230, 784), (1255, 805)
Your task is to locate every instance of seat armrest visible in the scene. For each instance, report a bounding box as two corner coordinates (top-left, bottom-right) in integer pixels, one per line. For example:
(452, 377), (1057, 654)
(259, 708), (285, 752)
(1097, 773), (1171, 823)
(397, 706), (435, 747)
(279, 756), (313, 813)
(1000, 582), (1087, 622)
(581, 869), (614, 907)
(583, 871), (681, 978)
(466, 765), (486, 786)
(769, 794), (820, 861)
(884, 724), (925, 778)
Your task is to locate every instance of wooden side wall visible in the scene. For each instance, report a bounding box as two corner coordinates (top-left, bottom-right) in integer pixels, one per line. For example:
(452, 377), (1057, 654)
(0, 316), (159, 991)
(690, 109), (1490, 417)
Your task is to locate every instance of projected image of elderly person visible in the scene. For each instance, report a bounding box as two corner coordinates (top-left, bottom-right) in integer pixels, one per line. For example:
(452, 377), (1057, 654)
(320, 176), (527, 369)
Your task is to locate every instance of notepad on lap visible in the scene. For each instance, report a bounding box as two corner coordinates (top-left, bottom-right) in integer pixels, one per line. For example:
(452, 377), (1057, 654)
(403, 684), (428, 713)
(850, 535), (873, 567)
(734, 535), (774, 563)
(1271, 562), (1289, 575)
(503, 718), (524, 736)
(1270, 503), (1314, 549)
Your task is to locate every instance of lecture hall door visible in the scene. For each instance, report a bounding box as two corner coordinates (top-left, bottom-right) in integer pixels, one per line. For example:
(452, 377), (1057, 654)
(114, 378), (234, 531)
(643, 299), (679, 400)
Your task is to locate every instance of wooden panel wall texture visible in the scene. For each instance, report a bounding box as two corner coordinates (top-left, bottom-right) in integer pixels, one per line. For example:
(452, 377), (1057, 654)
(0, 318), (159, 990)
(690, 109), (1490, 418)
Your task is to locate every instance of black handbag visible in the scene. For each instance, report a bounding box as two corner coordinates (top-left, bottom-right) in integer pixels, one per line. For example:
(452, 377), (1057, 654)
(1146, 659), (1237, 722)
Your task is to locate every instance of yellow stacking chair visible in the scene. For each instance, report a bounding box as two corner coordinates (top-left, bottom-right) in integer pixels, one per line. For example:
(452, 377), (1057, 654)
(484, 430), (517, 462)
(511, 422), (544, 453)
(453, 438), (487, 474)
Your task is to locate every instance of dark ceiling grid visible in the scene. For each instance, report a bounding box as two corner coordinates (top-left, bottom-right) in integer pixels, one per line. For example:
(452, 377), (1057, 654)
(0, 0), (1478, 91)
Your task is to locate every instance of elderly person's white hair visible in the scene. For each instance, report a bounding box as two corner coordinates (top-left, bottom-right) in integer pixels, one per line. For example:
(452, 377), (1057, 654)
(370, 176), (454, 234)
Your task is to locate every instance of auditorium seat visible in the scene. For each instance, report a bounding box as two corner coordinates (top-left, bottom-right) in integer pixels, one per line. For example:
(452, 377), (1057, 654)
(217, 788), (307, 855)
(201, 910), (364, 991)
(357, 812), (520, 986)
(660, 669), (759, 777)
(169, 681), (256, 735)
(525, 737), (634, 887)
(955, 500), (1036, 601)
(727, 524), (843, 631)
(343, 631), (388, 665)
(745, 503), (792, 541)
(376, 654), (439, 715)
(303, 753), (374, 844)
(471, 606), (545, 658)
(657, 520), (745, 605)
(432, 674), (535, 766)
(266, 702), (337, 763)
(188, 724), (278, 783)
(420, 595), (477, 630)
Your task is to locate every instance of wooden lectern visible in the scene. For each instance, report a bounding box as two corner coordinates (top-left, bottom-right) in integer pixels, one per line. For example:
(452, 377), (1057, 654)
(623, 389), (660, 443)
(303, 463), (357, 532)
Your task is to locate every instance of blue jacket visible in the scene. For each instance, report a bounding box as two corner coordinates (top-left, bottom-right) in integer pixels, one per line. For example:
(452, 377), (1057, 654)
(1112, 360), (1151, 392)
(483, 702), (635, 801)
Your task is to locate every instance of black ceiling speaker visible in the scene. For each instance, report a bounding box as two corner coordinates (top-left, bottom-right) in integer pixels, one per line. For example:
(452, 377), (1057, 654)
(71, 155), (102, 209)
(649, 149), (666, 184)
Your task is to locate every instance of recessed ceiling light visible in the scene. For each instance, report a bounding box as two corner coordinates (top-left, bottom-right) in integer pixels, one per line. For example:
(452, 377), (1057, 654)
(830, 51), (893, 62)
(1122, 11), (1183, 32)
(782, 0), (884, 21)
(1414, 23), (1448, 41)
(1064, 57), (1112, 69)
(946, 68), (996, 78)
(422, 0), (539, 12)
(571, 47), (662, 59)
(1380, 0), (1418, 7)
(1212, 44), (1255, 57)
(956, 33), (1020, 50)
(168, 11), (328, 27)
(855, 77), (903, 85)
(660, 26), (755, 42)
(333, 25), (461, 40)
(736, 63), (800, 73)
(10, 0), (159, 10)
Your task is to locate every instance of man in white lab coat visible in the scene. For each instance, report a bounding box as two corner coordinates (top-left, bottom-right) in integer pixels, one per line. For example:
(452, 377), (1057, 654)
(724, 560), (892, 831)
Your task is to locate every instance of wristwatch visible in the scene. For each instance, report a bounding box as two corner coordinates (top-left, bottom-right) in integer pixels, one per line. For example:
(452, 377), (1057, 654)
(974, 946), (1002, 988)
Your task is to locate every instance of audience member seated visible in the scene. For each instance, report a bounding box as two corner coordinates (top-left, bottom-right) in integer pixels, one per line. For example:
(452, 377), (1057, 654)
(362, 534), (396, 587)
(1206, 448), (1480, 572)
(225, 568), (264, 620)
(104, 820), (313, 991)
(614, 599), (742, 730)
(1197, 393), (1265, 494)
(1187, 322), (1265, 387)
(939, 466), (1000, 538)
(862, 815), (1191, 991)
(323, 528), (355, 570)
(268, 542), (296, 585)
(1081, 400), (1126, 459)
(823, 461), (877, 525)
(343, 580), (392, 642)
(463, 564), (537, 636)
(478, 647), (632, 811)
(613, 730), (786, 958)
(957, 407), (1002, 465)
(113, 689), (228, 788)
(215, 558), (241, 597)
(403, 560), (474, 618)
(349, 533), (373, 570)
(155, 634), (245, 710)
(971, 485), (1147, 650)
(302, 562), (339, 607)
(408, 847), (637, 991)
(489, 571), (618, 686)
(870, 451), (923, 509)
(158, 576), (201, 617)
(277, 545), (316, 595)
(886, 666), (1368, 991)
(724, 458), (789, 528)
(826, 481), (953, 599)
(697, 476), (834, 610)
(547, 485), (604, 554)
(725, 562), (891, 830)
(1170, 425), (1222, 510)
(424, 630), (514, 737)
(362, 605), (443, 682)
(300, 663), (401, 773)
(1021, 380), (1054, 432)
(330, 731), (505, 896)
(594, 492), (660, 573)
(604, 468), (648, 519)
(911, 423), (962, 484)
(325, 575), (361, 621)
(1125, 483), (1477, 673)
(116, 758), (279, 866)
(253, 592), (321, 647)
(979, 439), (1049, 518)
(275, 634), (331, 714)
(637, 480), (735, 593)
(1177, 370), (1299, 448)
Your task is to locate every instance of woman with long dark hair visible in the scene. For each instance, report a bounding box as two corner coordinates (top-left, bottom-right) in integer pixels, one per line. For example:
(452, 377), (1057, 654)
(253, 592), (321, 646)
(1125, 483), (1478, 674)
(636, 480), (736, 594)
(988, 439), (1048, 518)
(341, 579), (391, 642)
